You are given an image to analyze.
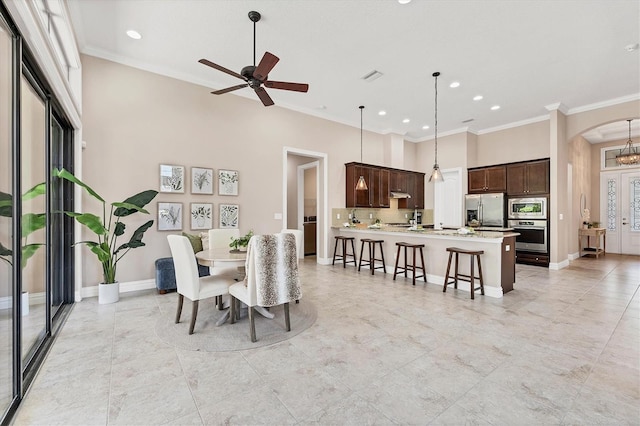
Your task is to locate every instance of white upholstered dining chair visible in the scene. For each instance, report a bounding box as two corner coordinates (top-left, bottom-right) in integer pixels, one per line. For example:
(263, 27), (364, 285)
(229, 233), (301, 342)
(167, 235), (235, 335)
(280, 228), (304, 260)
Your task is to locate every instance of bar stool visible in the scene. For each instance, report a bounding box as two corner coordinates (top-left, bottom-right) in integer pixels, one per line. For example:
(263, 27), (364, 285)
(393, 242), (426, 285)
(358, 239), (386, 275)
(442, 247), (485, 299)
(332, 236), (357, 268)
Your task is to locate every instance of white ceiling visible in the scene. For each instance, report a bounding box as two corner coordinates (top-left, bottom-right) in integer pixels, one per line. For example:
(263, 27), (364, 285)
(67, 0), (640, 142)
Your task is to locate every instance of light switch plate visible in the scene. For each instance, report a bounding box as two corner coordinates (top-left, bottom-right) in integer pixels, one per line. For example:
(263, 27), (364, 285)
(337, 213), (340, 219)
(274, 213), (282, 220)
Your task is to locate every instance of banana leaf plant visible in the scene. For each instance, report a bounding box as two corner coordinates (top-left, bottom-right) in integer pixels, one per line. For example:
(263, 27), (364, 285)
(53, 168), (158, 284)
(0, 183), (47, 268)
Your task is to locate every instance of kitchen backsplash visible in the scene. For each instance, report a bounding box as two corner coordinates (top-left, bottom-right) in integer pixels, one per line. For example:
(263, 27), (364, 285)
(331, 208), (433, 227)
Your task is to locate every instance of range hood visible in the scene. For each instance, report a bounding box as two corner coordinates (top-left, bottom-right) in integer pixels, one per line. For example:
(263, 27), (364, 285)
(390, 191), (412, 199)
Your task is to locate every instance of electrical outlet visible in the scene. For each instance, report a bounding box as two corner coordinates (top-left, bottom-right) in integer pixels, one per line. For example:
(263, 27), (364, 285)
(348, 213), (352, 219)
(369, 213), (373, 219)
(405, 214), (408, 218)
(505, 245), (510, 251)
(337, 213), (340, 219)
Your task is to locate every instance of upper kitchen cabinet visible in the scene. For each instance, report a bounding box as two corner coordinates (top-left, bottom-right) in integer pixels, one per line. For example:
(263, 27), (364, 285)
(345, 163), (390, 208)
(405, 173), (425, 209)
(506, 159), (549, 195)
(389, 170), (407, 192)
(468, 166), (507, 193)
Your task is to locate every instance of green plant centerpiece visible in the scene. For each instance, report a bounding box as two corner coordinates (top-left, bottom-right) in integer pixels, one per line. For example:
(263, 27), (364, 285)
(53, 168), (158, 286)
(229, 230), (253, 252)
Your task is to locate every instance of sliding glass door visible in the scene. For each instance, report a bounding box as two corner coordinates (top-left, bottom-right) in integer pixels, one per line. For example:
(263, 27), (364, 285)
(0, 5), (75, 422)
(0, 13), (14, 417)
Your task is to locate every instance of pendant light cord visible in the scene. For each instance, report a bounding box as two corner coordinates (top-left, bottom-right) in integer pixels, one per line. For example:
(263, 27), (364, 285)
(433, 72), (439, 164)
(253, 20), (256, 66)
(360, 105), (364, 163)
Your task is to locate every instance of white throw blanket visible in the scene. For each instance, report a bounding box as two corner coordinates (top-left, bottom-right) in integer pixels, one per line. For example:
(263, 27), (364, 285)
(245, 233), (301, 307)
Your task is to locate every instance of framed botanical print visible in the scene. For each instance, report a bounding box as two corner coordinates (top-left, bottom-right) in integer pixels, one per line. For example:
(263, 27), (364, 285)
(219, 204), (239, 229)
(160, 164), (185, 193)
(190, 203), (213, 230)
(218, 169), (239, 196)
(191, 167), (213, 194)
(158, 202), (183, 231)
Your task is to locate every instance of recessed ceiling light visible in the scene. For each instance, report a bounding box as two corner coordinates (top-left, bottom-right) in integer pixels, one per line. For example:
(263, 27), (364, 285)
(378, 110), (386, 116)
(126, 30), (142, 40)
(491, 105), (501, 111)
(473, 95), (483, 101)
(402, 118), (410, 123)
(422, 125), (430, 130)
(625, 43), (639, 52)
(449, 81), (460, 88)
(398, 0), (412, 4)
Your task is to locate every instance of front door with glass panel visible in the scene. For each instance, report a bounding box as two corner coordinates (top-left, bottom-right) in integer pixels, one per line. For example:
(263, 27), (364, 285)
(601, 170), (640, 255)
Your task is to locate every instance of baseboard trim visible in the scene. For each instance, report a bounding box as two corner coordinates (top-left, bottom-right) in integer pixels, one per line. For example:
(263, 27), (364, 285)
(549, 259), (570, 270)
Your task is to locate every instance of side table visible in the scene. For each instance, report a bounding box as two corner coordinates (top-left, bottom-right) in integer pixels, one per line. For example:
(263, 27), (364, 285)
(578, 227), (606, 258)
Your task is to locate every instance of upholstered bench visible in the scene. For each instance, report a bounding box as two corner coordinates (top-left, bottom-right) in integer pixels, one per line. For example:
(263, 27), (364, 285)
(155, 257), (210, 294)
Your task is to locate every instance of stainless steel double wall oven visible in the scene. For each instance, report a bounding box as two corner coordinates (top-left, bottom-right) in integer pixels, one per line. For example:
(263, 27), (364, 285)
(507, 197), (549, 254)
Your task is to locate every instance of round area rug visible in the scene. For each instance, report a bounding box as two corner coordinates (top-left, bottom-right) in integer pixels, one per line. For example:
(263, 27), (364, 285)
(155, 298), (317, 352)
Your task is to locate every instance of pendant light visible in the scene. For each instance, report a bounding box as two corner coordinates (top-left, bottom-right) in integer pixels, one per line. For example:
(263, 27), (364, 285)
(615, 119), (639, 165)
(355, 105), (368, 190)
(429, 72), (444, 183)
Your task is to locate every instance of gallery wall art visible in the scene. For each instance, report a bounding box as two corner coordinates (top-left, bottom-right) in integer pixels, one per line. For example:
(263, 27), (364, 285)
(160, 164), (185, 193)
(219, 204), (239, 228)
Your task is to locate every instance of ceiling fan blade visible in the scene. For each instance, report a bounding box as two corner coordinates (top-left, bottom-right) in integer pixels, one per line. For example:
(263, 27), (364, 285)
(211, 84), (248, 95)
(254, 87), (274, 107)
(253, 52), (279, 81)
(264, 80), (309, 93)
(198, 58), (245, 81)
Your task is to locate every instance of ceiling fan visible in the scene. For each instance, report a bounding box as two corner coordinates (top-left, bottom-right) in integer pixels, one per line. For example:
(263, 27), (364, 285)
(198, 10), (309, 107)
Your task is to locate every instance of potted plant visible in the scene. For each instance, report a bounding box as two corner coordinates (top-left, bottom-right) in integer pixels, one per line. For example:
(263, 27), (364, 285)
(1, 183), (46, 315)
(229, 230), (253, 252)
(53, 168), (158, 304)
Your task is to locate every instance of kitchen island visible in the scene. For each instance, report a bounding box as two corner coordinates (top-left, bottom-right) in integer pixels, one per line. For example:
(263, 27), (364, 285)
(335, 225), (518, 298)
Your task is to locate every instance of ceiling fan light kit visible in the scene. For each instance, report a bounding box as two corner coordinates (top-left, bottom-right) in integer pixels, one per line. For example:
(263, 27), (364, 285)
(615, 119), (640, 165)
(198, 10), (309, 107)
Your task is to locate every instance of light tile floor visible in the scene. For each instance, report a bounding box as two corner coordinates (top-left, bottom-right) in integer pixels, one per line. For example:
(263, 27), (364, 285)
(12, 254), (640, 425)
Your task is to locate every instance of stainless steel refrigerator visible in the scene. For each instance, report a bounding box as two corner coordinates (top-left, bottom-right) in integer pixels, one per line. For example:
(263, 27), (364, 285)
(465, 193), (506, 227)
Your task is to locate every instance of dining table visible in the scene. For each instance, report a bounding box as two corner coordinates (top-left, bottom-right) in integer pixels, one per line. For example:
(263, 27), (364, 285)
(195, 247), (275, 326)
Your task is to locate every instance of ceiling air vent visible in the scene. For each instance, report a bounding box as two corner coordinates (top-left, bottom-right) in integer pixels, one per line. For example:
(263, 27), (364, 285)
(462, 118), (475, 124)
(362, 70), (383, 82)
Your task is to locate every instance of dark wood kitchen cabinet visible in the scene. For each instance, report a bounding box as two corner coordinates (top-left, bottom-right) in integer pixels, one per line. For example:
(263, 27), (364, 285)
(468, 166), (507, 193)
(506, 159), (549, 196)
(389, 170), (407, 192)
(403, 173), (425, 209)
(346, 163), (421, 208)
(345, 163), (389, 208)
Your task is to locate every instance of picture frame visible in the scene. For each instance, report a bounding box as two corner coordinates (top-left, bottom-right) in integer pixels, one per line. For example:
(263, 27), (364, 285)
(190, 202), (213, 230)
(218, 169), (239, 196)
(160, 164), (185, 193)
(191, 167), (213, 194)
(219, 204), (239, 229)
(158, 202), (183, 231)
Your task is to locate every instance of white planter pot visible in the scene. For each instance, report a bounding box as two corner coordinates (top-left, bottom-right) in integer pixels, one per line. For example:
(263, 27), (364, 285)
(98, 282), (119, 304)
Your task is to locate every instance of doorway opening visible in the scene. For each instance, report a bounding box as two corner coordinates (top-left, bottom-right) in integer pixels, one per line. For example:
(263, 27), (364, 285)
(283, 148), (328, 263)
